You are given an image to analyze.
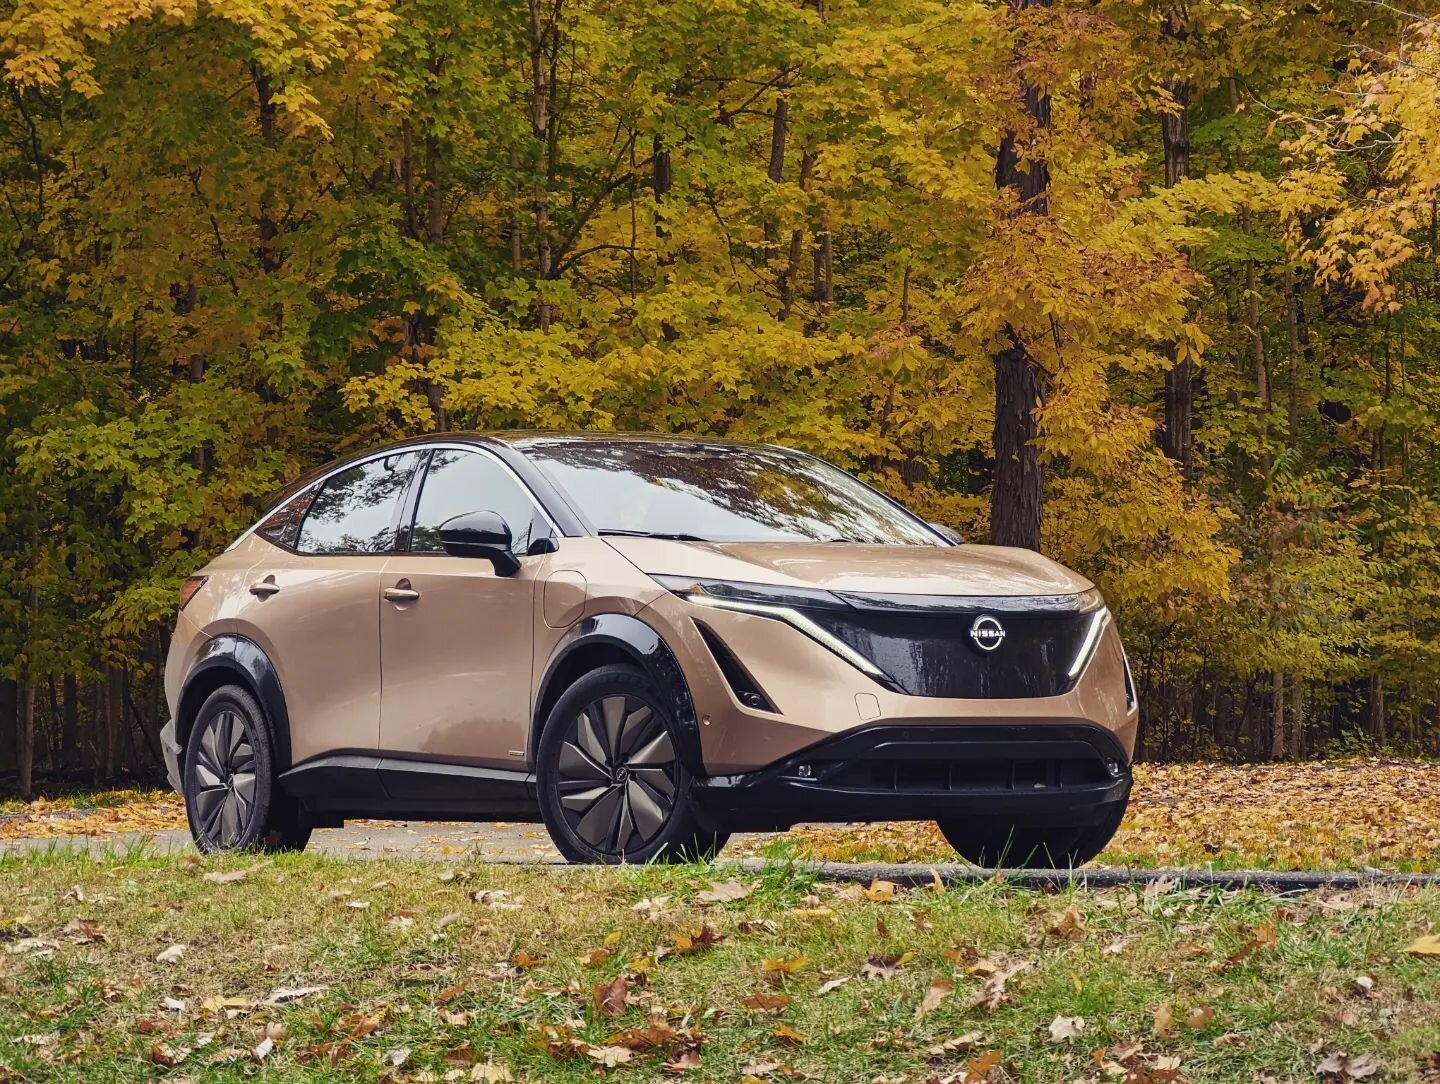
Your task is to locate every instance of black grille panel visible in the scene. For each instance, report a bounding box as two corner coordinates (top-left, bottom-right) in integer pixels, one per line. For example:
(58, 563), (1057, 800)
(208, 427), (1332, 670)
(810, 753), (1112, 794)
(804, 608), (1094, 699)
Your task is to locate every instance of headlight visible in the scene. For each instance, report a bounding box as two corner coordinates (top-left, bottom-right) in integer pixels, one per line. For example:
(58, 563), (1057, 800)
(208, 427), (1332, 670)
(652, 575), (895, 686)
(650, 576), (849, 611)
(1067, 604), (1110, 680)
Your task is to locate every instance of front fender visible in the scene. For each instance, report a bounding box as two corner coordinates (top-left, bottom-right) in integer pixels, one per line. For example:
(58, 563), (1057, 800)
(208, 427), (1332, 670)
(176, 634), (293, 771)
(532, 613), (702, 773)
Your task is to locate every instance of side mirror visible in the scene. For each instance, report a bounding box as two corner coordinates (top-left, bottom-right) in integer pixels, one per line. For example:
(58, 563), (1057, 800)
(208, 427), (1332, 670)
(929, 522), (963, 545)
(438, 511), (521, 575)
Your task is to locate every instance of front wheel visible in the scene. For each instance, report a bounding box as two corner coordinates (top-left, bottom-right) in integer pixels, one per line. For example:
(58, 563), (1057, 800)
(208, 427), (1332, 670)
(537, 665), (727, 864)
(937, 798), (1127, 869)
(182, 685), (311, 854)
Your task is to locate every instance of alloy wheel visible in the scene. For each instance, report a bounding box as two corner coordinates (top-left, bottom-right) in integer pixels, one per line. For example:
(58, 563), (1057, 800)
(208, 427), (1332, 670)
(190, 708), (258, 848)
(554, 694), (678, 856)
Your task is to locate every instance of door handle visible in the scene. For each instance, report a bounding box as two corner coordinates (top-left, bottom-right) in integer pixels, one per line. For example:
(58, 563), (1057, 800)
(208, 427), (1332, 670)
(384, 580), (420, 603)
(249, 578), (280, 598)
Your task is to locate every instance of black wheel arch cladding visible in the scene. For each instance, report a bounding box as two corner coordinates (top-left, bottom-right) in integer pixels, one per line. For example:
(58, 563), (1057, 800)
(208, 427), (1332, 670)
(177, 634), (292, 772)
(533, 613), (702, 772)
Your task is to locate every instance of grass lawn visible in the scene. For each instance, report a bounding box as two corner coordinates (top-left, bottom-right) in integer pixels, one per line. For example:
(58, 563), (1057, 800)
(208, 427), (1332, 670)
(1, 850), (1438, 1082)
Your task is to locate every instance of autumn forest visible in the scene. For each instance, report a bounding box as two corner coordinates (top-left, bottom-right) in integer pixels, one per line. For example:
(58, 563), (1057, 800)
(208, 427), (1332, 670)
(1, 0), (1439, 791)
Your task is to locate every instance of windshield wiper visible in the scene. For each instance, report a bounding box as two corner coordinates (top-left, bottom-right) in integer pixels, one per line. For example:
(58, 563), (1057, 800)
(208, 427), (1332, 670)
(598, 529), (712, 542)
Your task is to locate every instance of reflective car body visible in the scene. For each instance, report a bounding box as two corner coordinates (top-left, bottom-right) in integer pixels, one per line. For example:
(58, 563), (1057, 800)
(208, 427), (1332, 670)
(163, 433), (1136, 846)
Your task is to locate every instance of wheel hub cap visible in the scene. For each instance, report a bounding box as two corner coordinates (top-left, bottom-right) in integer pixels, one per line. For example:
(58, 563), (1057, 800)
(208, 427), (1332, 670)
(191, 709), (257, 847)
(555, 694), (677, 857)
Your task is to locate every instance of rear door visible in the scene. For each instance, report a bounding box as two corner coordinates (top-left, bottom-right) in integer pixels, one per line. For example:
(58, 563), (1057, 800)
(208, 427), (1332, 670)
(238, 451), (422, 765)
(378, 446), (554, 767)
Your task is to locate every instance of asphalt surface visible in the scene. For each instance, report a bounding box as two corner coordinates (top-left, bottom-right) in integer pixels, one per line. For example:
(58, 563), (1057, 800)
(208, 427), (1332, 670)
(5, 822), (1440, 891)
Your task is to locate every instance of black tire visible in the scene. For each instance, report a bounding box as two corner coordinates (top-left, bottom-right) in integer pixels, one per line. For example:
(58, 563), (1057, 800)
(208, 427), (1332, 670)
(182, 685), (311, 854)
(937, 797), (1128, 869)
(537, 664), (728, 864)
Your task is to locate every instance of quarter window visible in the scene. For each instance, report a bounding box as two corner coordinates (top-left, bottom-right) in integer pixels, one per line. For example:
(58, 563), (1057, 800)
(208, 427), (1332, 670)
(256, 483), (319, 550)
(296, 453), (421, 555)
(410, 449), (546, 555)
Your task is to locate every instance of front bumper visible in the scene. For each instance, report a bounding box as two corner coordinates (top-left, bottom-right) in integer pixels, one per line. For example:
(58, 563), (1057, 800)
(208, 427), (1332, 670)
(690, 724), (1131, 833)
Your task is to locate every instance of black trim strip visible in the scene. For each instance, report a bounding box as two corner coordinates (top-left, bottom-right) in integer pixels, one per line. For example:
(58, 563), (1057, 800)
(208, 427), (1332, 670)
(280, 753), (540, 821)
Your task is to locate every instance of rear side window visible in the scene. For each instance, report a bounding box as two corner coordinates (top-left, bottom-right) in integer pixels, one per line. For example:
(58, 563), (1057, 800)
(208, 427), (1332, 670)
(255, 483), (319, 550)
(410, 449), (547, 555)
(297, 453), (421, 555)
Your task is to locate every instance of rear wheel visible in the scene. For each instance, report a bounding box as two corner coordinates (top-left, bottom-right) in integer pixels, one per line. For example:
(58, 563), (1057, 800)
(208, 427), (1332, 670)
(537, 665), (727, 864)
(937, 798), (1127, 869)
(182, 685), (311, 854)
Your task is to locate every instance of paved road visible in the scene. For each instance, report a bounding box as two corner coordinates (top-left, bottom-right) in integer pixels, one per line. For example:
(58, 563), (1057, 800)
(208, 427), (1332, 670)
(6, 822), (1440, 891)
(0, 821), (573, 862)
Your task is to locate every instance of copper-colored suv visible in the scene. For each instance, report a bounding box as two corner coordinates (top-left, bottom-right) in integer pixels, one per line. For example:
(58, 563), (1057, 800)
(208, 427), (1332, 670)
(163, 433), (1136, 867)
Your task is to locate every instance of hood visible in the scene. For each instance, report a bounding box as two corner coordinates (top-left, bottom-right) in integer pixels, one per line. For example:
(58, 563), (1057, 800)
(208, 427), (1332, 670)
(603, 539), (1093, 598)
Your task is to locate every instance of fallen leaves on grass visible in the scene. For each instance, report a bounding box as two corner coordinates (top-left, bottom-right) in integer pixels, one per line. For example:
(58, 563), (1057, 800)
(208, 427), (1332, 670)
(761, 956), (807, 975)
(771, 1023), (806, 1046)
(0, 789), (185, 840)
(595, 974), (630, 1018)
(1405, 934), (1440, 956)
(1047, 1015), (1086, 1043)
(263, 985), (327, 1005)
(861, 952), (913, 981)
(671, 925), (723, 956)
(742, 993), (792, 1012)
(695, 880), (756, 904)
(1316, 1051), (1382, 1079)
(1223, 921), (1278, 970)
(915, 977), (952, 1019)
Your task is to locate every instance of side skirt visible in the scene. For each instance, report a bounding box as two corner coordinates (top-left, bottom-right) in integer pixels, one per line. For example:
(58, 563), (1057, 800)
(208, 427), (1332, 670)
(280, 753), (542, 823)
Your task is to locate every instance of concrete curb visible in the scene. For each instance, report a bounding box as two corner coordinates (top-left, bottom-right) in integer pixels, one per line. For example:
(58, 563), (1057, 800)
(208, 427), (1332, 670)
(725, 859), (1440, 892)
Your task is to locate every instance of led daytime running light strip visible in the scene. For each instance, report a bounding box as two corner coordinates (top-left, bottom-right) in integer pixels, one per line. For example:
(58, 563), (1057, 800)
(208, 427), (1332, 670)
(682, 592), (892, 683)
(1067, 607), (1109, 680)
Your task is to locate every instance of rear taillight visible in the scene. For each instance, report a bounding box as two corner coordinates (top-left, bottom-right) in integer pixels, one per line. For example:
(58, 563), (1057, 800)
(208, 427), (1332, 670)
(179, 576), (208, 611)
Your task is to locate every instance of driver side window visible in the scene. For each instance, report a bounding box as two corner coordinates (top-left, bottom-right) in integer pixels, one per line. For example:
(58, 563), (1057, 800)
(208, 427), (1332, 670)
(410, 449), (546, 555)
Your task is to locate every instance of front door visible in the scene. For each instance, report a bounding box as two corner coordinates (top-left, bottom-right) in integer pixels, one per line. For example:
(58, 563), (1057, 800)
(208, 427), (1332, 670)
(378, 447), (551, 767)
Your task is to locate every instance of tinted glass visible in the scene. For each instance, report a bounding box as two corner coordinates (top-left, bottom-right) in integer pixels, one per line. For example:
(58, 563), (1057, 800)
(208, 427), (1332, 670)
(256, 483), (318, 549)
(297, 453), (420, 554)
(410, 449), (546, 555)
(523, 440), (941, 545)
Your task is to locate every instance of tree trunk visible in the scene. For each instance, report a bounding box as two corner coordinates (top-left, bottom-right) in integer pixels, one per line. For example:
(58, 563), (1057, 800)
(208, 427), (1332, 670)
(1288, 679), (1305, 758)
(991, 332), (1044, 549)
(1269, 671), (1285, 760)
(1368, 674), (1386, 746)
(251, 63), (280, 273)
(1249, 259), (1271, 475)
(989, 0), (1052, 552)
(104, 665), (123, 783)
(1285, 269), (1302, 446)
(62, 672), (79, 772)
(779, 151), (814, 321)
(528, 0), (558, 331)
(0, 678), (16, 775)
(1159, 57), (1192, 478)
(18, 679), (35, 800)
(652, 134), (671, 242)
(765, 96), (787, 254)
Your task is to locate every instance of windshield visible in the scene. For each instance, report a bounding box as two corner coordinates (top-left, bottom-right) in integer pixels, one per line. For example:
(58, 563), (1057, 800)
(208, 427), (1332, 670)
(522, 439), (943, 546)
